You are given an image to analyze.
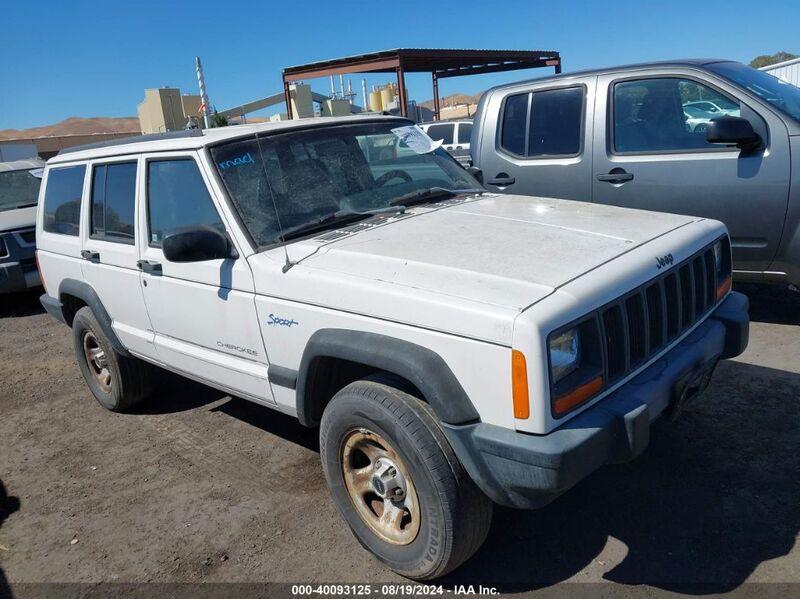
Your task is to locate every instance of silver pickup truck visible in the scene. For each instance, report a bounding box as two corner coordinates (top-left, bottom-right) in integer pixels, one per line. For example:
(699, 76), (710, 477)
(470, 59), (800, 288)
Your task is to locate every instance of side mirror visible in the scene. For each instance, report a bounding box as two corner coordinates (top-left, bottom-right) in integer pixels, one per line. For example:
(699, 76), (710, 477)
(466, 165), (483, 184)
(706, 116), (761, 151)
(162, 226), (236, 263)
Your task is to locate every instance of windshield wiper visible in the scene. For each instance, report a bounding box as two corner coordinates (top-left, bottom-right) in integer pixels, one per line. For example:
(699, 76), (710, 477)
(277, 206), (406, 242)
(389, 187), (483, 208)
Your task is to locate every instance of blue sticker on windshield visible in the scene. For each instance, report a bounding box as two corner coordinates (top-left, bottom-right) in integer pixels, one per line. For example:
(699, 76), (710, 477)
(218, 152), (255, 170)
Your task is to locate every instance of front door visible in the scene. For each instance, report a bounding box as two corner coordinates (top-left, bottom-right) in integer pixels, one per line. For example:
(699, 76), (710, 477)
(479, 77), (595, 200)
(137, 152), (272, 403)
(592, 70), (790, 273)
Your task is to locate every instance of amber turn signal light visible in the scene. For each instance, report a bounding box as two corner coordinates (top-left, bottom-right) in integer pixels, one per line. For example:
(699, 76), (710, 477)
(716, 275), (732, 301)
(511, 350), (530, 419)
(553, 375), (603, 416)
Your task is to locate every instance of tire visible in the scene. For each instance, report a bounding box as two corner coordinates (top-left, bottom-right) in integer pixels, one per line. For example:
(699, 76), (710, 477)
(72, 306), (153, 412)
(319, 377), (493, 580)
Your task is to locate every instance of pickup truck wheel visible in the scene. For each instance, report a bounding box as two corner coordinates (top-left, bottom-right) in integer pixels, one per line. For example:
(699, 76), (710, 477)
(72, 306), (152, 412)
(320, 377), (492, 580)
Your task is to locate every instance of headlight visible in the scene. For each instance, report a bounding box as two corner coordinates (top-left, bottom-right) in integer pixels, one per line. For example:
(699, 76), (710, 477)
(713, 238), (732, 301)
(713, 240), (722, 272)
(549, 328), (580, 382)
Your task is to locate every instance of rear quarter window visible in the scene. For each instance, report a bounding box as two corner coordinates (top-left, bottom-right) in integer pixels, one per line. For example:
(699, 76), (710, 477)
(43, 165), (86, 236)
(425, 124), (454, 145)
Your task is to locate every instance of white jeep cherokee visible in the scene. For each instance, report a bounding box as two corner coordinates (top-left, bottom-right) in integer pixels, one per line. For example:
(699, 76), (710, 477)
(36, 116), (749, 580)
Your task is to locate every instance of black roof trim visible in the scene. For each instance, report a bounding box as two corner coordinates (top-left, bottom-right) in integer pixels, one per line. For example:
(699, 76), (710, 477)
(57, 129), (204, 156)
(485, 59), (736, 93)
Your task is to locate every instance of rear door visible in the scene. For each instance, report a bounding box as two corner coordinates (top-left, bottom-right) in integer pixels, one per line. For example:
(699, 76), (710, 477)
(81, 156), (155, 358)
(592, 68), (790, 272)
(137, 151), (273, 403)
(479, 77), (595, 200)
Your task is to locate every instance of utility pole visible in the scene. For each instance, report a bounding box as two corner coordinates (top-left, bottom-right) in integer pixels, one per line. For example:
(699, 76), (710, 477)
(196, 57), (211, 129)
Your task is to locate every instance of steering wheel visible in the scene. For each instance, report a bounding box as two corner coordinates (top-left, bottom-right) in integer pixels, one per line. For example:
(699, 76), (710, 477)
(375, 169), (412, 187)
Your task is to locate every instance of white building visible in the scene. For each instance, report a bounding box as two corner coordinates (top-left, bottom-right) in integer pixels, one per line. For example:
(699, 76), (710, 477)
(760, 56), (800, 87)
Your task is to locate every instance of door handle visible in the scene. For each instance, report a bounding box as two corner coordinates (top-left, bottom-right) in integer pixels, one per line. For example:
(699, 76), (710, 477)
(597, 171), (634, 183)
(487, 174), (516, 186)
(80, 250), (100, 261)
(136, 260), (162, 274)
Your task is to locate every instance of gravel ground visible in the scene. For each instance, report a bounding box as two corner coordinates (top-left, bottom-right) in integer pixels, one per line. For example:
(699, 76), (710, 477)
(0, 285), (798, 597)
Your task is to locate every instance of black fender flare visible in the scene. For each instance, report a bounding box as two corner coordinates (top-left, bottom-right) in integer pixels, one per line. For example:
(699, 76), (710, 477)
(58, 278), (131, 357)
(295, 328), (480, 427)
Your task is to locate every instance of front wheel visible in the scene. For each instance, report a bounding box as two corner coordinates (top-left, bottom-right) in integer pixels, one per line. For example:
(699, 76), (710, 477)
(72, 306), (154, 412)
(319, 377), (492, 580)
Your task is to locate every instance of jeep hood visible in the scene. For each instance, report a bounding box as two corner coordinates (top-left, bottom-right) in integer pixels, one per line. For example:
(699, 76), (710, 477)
(289, 194), (698, 310)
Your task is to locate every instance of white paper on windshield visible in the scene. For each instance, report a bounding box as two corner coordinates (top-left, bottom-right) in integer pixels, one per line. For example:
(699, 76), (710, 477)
(391, 125), (443, 154)
(29, 168), (44, 179)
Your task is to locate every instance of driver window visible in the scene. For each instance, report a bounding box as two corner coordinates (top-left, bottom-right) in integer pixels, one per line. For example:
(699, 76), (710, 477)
(613, 78), (740, 153)
(147, 159), (224, 247)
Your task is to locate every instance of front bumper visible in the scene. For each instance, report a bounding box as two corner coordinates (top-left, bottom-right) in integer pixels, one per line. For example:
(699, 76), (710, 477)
(0, 259), (40, 294)
(444, 291), (749, 509)
(0, 229), (39, 294)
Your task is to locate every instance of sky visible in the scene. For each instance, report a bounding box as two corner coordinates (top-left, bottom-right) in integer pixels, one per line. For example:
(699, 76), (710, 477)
(2, 0), (799, 131)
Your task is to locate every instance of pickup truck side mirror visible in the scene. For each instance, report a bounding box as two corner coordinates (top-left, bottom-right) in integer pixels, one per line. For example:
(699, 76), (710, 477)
(706, 116), (762, 152)
(162, 226), (237, 262)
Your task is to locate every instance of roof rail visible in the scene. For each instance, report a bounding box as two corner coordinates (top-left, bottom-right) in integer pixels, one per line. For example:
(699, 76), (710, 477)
(57, 129), (204, 156)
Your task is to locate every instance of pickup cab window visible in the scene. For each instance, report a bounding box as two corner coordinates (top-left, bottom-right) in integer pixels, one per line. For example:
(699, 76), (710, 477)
(425, 124), (454, 145)
(613, 77), (741, 153)
(500, 87), (584, 157)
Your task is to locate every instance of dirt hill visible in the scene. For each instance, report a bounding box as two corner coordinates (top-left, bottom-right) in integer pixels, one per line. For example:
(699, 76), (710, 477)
(0, 117), (141, 140)
(419, 92), (483, 110)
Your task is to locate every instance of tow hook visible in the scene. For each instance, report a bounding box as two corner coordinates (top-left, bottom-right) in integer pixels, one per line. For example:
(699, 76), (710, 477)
(667, 360), (718, 421)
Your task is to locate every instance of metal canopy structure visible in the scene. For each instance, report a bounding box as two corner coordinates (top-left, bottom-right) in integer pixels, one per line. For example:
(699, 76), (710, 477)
(282, 48), (561, 120)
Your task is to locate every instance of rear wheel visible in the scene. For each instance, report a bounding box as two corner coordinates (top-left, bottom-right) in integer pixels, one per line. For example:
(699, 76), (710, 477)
(320, 377), (493, 580)
(72, 306), (154, 412)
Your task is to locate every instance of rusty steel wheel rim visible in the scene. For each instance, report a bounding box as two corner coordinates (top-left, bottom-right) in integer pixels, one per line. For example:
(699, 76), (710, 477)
(341, 428), (421, 545)
(82, 331), (111, 393)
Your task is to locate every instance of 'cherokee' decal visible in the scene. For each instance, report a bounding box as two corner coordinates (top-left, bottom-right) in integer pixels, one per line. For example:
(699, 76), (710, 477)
(267, 313), (299, 327)
(216, 341), (258, 356)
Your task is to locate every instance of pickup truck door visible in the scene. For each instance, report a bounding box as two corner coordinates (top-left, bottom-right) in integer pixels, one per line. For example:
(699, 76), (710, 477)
(136, 151), (274, 404)
(478, 76), (595, 200)
(591, 68), (790, 273)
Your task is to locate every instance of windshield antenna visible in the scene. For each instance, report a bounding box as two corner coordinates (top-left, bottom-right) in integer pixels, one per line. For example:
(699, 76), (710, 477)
(252, 137), (295, 273)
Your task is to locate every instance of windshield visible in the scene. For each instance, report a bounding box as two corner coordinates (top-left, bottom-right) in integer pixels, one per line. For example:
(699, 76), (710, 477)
(707, 61), (800, 124)
(210, 121), (482, 247)
(0, 168), (42, 212)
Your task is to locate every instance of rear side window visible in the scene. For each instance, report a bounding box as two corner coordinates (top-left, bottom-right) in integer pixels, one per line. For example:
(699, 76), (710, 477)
(500, 87), (584, 157)
(43, 165), (85, 236)
(91, 162), (136, 243)
(500, 93), (528, 155)
(528, 87), (583, 156)
(457, 123), (473, 144)
(147, 159), (223, 248)
(425, 124), (454, 145)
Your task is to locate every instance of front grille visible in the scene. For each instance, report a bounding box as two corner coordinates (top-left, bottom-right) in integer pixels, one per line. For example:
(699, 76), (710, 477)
(600, 243), (721, 384)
